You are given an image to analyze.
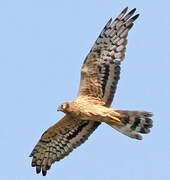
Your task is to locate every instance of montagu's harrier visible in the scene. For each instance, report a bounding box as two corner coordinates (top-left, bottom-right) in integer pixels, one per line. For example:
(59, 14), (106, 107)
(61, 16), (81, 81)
(30, 7), (153, 176)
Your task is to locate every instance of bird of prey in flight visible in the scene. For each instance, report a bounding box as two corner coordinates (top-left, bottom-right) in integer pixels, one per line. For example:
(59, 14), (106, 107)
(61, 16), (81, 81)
(30, 7), (153, 176)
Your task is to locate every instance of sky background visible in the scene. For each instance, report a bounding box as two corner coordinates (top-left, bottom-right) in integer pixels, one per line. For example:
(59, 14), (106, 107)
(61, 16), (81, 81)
(1, 0), (170, 179)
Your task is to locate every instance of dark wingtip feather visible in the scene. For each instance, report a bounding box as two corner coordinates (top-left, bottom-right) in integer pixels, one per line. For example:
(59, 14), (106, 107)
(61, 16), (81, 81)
(117, 7), (128, 19)
(108, 17), (112, 25)
(129, 8), (136, 15)
(36, 166), (41, 174)
(123, 8), (138, 22)
(132, 14), (140, 21)
(122, 7), (128, 14)
(42, 170), (47, 176)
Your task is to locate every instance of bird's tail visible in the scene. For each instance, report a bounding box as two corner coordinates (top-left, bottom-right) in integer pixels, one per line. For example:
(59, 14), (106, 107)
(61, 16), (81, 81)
(107, 110), (153, 140)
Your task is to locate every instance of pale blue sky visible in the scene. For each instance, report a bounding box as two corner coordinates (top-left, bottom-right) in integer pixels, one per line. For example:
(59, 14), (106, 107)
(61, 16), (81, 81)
(1, 1), (170, 179)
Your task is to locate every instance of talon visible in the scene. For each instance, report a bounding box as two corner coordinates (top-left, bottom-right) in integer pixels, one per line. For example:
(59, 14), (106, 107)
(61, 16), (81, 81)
(111, 116), (121, 123)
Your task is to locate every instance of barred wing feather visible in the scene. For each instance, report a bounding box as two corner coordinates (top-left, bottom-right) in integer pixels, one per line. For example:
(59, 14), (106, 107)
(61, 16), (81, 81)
(78, 8), (139, 107)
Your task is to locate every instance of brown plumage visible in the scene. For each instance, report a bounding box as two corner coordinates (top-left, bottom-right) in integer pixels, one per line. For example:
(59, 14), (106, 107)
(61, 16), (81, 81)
(30, 7), (153, 176)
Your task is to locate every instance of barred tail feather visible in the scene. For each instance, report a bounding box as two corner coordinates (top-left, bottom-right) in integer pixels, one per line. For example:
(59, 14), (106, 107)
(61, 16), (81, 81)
(107, 110), (153, 140)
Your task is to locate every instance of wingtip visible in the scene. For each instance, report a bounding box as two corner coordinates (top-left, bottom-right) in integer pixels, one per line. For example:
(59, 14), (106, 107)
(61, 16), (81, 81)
(116, 7), (128, 20)
(121, 7), (128, 16)
(131, 8), (136, 13)
(42, 170), (47, 176)
(123, 7), (128, 13)
(135, 134), (143, 140)
(36, 166), (41, 174)
(126, 13), (140, 27)
(107, 17), (112, 26)
(128, 8), (137, 17)
(132, 14), (140, 21)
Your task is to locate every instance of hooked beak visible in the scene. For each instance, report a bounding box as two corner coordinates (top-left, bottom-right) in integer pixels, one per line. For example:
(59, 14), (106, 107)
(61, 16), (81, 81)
(57, 106), (61, 111)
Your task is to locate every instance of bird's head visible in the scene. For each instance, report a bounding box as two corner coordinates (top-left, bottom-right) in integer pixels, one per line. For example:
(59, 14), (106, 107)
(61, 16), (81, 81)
(57, 102), (70, 113)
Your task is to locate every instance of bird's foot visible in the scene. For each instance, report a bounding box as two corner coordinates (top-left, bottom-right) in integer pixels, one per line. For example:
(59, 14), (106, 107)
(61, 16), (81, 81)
(109, 115), (121, 123)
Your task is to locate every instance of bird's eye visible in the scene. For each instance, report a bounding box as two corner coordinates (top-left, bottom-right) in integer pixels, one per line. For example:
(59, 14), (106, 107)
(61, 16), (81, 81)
(61, 104), (67, 109)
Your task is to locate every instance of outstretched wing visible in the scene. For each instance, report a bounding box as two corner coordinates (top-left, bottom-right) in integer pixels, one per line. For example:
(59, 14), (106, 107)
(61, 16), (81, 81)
(78, 8), (139, 107)
(30, 115), (100, 176)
